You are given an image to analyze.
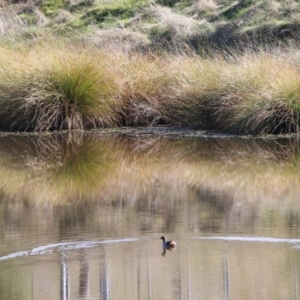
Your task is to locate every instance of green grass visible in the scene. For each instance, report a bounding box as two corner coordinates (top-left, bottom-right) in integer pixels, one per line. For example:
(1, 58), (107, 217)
(79, 0), (148, 27)
(41, 0), (67, 16)
(2, 0), (300, 52)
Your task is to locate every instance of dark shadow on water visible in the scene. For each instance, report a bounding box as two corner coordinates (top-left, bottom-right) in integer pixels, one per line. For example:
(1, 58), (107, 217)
(79, 250), (89, 299)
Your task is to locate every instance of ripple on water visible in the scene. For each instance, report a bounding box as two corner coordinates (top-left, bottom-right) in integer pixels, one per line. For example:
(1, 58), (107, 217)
(0, 238), (142, 261)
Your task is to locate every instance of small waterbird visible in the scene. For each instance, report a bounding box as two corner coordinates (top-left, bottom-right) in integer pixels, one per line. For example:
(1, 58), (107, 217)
(160, 236), (176, 251)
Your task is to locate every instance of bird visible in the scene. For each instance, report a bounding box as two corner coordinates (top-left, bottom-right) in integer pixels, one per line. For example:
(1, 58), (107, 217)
(160, 236), (176, 251)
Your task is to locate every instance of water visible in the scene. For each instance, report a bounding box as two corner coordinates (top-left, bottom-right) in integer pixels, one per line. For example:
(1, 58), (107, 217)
(0, 129), (300, 300)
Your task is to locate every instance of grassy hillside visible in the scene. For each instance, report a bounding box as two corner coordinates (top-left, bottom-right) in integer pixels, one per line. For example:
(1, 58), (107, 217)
(1, 0), (300, 50)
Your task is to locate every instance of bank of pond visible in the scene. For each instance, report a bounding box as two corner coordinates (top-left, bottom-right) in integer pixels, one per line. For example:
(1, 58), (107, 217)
(1, 44), (300, 134)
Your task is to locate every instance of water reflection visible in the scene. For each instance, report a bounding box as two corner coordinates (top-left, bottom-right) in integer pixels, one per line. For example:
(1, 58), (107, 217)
(60, 251), (69, 300)
(78, 250), (89, 299)
(0, 131), (300, 209)
(99, 249), (110, 300)
(0, 205), (300, 299)
(0, 131), (300, 299)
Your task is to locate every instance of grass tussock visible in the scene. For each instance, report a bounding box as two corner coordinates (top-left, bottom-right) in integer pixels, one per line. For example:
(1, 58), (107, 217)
(201, 51), (300, 134)
(0, 47), (120, 131)
(160, 48), (300, 134)
(107, 50), (175, 126)
(1, 43), (300, 134)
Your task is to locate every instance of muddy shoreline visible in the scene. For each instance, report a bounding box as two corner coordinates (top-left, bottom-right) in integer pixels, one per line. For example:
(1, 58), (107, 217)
(1, 126), (299, 140)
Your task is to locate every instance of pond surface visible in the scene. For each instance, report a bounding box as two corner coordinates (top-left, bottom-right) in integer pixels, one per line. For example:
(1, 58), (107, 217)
(0, 129), (300, 300)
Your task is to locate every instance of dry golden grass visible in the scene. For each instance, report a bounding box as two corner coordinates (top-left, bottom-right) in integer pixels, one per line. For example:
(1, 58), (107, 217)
(105, 49), (175, 125)
(0, 46), (121, 131)
(1, 133), (300, 210)
(207, 50), (300, 133)
(1, 43), (300, 133)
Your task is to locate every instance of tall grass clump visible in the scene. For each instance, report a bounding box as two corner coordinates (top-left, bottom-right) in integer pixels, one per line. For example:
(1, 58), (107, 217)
(0, 47), (120, 131)
(165, 48), (300, 134)
(47, 47), (300, 134)
(205, 50), (300, 134)
(162, 51), (226, 126)
(1, 43), (300, 134)
(106, 49), (176, 126)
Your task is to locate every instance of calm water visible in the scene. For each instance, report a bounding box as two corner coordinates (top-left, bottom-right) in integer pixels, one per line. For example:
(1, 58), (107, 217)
(1, 129), (300, 300)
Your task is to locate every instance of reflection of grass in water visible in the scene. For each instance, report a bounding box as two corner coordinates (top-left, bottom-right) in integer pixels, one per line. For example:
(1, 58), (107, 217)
(102, 153), (300, 231)
(49, 137), (116, 201)
(99, 136), (300, 217)
(0, 133), (121, 205)
(0, 134), (300, 209)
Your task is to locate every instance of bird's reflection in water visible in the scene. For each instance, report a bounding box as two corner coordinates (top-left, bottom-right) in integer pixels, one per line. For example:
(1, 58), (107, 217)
(162, 248), (177, 256)
(160, 236), (177, 256)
